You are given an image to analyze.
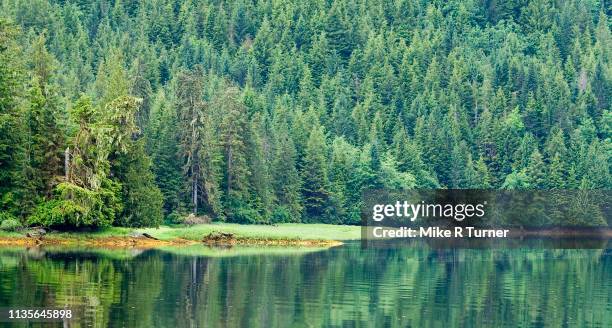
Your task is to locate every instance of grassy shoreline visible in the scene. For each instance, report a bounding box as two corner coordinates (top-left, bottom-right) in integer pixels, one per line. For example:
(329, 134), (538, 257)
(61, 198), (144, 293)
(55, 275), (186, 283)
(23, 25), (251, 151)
(0, 223), (362, 248)
(3, 224), (608, 248)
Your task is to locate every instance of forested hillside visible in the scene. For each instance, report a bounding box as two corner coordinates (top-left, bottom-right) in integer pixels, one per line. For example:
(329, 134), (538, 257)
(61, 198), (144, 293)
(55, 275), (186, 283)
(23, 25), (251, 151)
(0, 0), (610, 228)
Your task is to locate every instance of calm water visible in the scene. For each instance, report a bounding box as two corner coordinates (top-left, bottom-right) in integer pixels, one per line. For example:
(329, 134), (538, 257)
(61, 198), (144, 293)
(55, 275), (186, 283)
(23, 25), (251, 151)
(0, 242), (611, 327)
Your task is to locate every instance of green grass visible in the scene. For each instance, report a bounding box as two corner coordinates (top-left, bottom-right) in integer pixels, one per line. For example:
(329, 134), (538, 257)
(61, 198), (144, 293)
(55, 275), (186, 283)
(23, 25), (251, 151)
(0, 226), (133, 239)
(1, 223), (361, 241)
(136, 223), (361, 241)
(0, 231), (23, 238)
(34, 226), (133, 239)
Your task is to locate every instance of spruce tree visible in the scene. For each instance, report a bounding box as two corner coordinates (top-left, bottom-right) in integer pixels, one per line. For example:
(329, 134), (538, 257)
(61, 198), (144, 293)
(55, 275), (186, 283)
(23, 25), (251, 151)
(246, 113), (273, 222)
(147, 90), (185, 217)
(0, 20), (26, 219)
(218, 87), (252, 222)
(115, 140), (164, 227)
(546, 153), (566, 189)
(473, 156), (492, 189)
(271, 108), (302, 222)
(176, 67), (207, 215)
(23, 34), (65, 202)
(301, 125), (331, 220)
(525, 150), (546, 189)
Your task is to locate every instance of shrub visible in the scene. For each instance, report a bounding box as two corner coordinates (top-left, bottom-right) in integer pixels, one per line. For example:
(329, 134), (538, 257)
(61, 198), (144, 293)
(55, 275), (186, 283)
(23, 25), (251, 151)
(231, 207), (264, 224)
(26, 200), (65, 227)
(0, 218), (22, 231)
(166, 211), (184, 225)
(182, 214), (211, 225)
(0, 211), (17, 222)
(27, 181), (122, 228)
(271, 206), (292, 223)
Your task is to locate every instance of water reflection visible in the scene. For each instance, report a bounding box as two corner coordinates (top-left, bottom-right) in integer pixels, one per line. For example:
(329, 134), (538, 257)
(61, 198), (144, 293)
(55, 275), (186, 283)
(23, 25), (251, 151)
(0, 243), (610, 327)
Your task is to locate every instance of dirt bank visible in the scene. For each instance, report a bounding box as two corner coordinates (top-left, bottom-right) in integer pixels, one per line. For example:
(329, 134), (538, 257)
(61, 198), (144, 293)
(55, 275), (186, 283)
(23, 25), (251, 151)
(0, 235), (342, 248)
(0, 236), (195, 248)
(202, 232), (343, 247)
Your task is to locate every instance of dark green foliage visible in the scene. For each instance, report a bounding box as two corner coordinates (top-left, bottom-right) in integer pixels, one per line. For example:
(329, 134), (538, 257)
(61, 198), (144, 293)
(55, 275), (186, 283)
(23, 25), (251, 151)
(114, 141), (164, 227)
(21, 34), (65, 210)
(0, 20), (26, 214)
(147, 91), (184, 217)
(218, 87), (253, 222)
(271, 108), (302, 222)
(301, 126), (331, 221)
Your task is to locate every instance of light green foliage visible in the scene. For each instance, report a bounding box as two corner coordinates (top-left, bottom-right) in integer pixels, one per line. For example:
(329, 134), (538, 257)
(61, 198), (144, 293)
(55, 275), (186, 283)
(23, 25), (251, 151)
(28, 181), (122, 228)
(379, 155), (417, 189)
(0, 218), (21, 231)
(502, 170), (531, 190)
(526, 150), (546, 189)
(25, 82), (156, 227)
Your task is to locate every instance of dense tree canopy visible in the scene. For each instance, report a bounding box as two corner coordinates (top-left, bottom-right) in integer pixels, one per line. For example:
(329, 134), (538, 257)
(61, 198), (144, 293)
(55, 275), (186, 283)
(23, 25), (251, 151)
(0, 0), (610, 227)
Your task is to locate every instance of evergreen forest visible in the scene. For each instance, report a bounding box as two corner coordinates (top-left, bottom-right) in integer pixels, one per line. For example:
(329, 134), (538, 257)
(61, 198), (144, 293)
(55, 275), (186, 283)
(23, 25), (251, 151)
(0, 0), (610, 228)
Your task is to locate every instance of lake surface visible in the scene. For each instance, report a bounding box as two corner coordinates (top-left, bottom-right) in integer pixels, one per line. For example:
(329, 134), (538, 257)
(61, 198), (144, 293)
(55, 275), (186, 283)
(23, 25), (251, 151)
(0, 242), (611, 327)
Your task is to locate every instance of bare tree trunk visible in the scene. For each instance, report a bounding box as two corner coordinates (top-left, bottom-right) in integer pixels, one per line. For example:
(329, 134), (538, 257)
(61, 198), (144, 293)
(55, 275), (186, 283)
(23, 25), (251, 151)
(64, 147), (70, 181)
(191, 95), (198, 214)
(193, 177), (198, 214)
(227, 147), (232, 195)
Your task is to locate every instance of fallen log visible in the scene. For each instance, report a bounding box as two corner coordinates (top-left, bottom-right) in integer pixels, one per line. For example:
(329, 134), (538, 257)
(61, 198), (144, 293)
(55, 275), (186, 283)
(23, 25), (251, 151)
(142, 233), (159, 240)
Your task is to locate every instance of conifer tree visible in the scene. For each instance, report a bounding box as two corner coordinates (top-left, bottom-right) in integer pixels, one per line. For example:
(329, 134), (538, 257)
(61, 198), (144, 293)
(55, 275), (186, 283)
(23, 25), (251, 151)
(525, 150), (546, 189)
(23, 34), (65, 202)
(0, 20), (26, 219)
(546, 153), (566, 189)
(218, 87), (252, 222)
(246, 113), (273, 221)
(301, 125), (331, 220)
(473, 156), (492, 189)
(147, 90), (184, 217)
(115, 140), (164, 227)
(326, 2), (352, 60)
(271, 107), (302, 222)
(502, 170), (531, 190)
(176, 67), (207, 214)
